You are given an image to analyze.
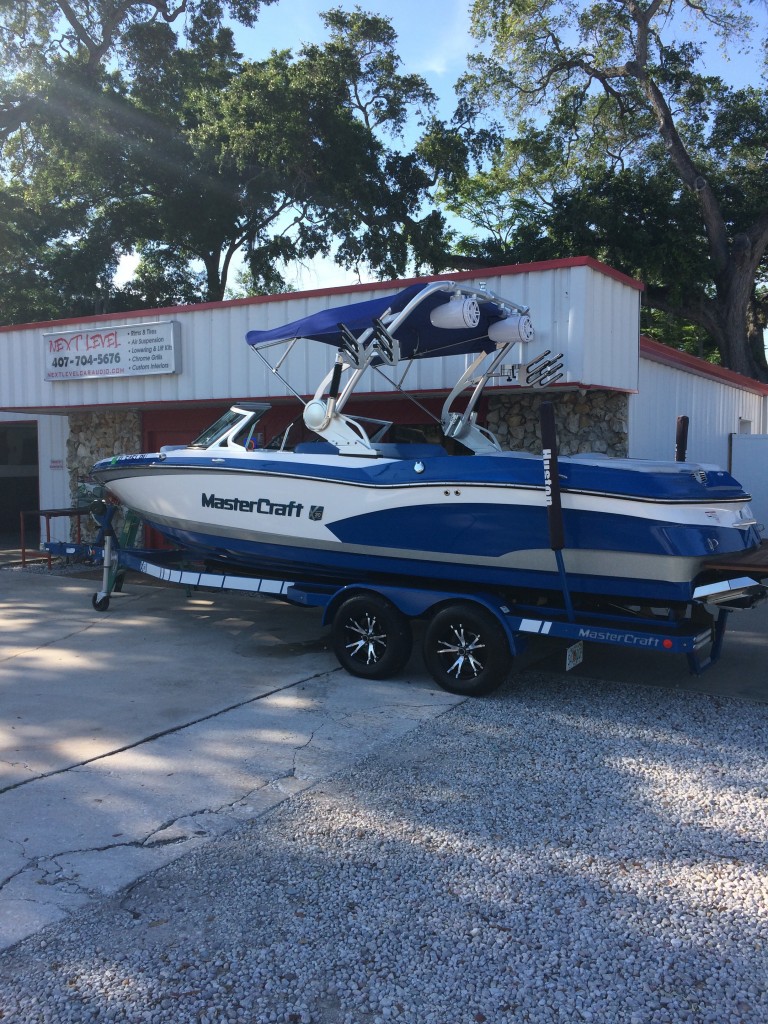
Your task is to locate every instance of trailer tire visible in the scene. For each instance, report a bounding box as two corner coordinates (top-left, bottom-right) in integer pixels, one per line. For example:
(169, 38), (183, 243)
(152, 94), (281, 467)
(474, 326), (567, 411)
(332, 594), (412, 680)
(423, 601), (510, 696)
(92, 594), (110, 612)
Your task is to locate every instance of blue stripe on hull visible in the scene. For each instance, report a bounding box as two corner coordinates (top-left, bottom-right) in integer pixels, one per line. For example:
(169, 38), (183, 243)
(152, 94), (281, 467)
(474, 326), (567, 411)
(327, 503), (759, 559)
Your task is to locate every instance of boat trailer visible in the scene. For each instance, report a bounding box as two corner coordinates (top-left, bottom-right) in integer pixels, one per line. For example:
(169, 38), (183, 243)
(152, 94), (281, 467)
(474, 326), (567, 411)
(47, 501), (767, 698)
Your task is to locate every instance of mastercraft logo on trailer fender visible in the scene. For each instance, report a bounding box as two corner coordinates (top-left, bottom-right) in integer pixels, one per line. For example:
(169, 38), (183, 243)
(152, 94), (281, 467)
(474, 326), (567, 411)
(578, 627), (661, 648)
(202, 492), (309, 517)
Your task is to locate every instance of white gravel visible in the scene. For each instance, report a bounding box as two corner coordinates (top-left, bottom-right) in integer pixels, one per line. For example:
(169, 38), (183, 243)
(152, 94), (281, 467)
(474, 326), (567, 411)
(0, 674), (766, 1023)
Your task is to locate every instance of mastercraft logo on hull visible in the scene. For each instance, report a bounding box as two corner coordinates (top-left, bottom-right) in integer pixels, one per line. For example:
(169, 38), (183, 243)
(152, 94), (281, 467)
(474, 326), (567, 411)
(202, 493), (304, 517)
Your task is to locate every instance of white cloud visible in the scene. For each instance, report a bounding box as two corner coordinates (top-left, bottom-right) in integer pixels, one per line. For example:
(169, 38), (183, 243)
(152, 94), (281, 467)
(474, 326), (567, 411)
(402, 0), (473, 77)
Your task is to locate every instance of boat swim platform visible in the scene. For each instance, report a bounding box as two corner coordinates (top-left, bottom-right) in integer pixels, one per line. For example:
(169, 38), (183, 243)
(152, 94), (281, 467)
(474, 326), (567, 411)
(703, 540), (768, 576)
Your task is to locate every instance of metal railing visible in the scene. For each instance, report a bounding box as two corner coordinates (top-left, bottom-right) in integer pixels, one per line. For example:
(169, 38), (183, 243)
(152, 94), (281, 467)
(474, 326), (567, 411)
(19, 507), (93, 569)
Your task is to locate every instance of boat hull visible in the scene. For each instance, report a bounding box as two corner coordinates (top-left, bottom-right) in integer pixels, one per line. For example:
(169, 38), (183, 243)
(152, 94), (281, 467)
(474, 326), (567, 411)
(91, 449), (763, 605)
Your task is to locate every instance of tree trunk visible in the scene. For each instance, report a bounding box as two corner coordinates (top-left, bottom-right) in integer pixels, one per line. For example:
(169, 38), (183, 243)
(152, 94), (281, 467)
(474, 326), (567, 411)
(203, 254), (225, 303)
(706, 300), (768, 383)
(712, 244), (768, 382)
(628, 47), (768, 382)
(647, 270), (768, 383)
(747, 297), (768, 378)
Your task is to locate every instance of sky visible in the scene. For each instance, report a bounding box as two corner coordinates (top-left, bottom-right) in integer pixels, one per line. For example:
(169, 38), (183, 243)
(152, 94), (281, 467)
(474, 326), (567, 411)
(238, 0), (765, 106)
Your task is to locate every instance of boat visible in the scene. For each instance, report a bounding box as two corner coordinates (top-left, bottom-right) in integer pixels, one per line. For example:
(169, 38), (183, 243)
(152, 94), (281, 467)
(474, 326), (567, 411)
(91, 280), (767, 609)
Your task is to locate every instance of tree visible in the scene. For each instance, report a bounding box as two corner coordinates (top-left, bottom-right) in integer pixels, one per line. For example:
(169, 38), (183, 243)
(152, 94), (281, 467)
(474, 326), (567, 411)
(0, 1), (278, 320)
(0, 5), (452, 319)
(298, 8), (448, 278)
(0, 1), (273, 136)
(113, 8), (449, 301)
(454, 0), (768, 380)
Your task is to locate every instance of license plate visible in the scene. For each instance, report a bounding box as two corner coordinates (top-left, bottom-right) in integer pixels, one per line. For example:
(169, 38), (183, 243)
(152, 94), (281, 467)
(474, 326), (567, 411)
(565, 641), (584, 671)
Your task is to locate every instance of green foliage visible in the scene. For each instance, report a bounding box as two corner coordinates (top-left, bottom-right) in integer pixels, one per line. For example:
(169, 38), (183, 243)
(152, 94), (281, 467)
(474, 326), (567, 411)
(0, 2), (451, 323)
(453, 0), (768, 379)
(318, 7), (436, 134)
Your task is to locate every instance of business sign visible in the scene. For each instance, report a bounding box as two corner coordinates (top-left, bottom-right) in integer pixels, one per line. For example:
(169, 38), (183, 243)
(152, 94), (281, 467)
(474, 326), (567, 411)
(43, 321), (180, 381)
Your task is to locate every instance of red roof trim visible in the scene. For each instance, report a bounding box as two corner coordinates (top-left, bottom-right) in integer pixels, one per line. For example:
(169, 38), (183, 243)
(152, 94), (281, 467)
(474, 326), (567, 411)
(640, 335), (768, 396)
(0, 256), (643, 334)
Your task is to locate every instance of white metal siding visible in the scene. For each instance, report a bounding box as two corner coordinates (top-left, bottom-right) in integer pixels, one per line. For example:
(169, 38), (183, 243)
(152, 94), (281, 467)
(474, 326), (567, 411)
(36, 415), (71, 542)
(578, 267), (641, 389)
(730, 434), (768, 530)
(0, 263), (643, 413)
(628, 358), (766, 467)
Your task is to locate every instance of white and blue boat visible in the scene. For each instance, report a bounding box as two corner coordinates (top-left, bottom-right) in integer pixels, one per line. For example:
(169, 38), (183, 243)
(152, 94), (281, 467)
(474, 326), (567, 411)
(91, 281), (766, 607)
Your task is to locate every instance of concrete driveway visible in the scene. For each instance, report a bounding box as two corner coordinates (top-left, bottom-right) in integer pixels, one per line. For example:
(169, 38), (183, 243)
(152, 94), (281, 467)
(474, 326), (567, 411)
(0, 569), (463, 950)
(1, 564), (766, 953)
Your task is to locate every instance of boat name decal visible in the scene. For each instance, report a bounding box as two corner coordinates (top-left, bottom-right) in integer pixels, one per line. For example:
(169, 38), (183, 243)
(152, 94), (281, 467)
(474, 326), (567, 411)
(202, 492), (308, 518)
(578, 627), (661, 648)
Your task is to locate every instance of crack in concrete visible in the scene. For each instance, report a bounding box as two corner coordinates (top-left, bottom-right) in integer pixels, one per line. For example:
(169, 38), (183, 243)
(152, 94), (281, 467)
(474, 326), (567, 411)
(0, 838), (29, 891)
(0, 835), (195, 901)
(0, 765), (305, 900)
(291, 730), (317, 773)
(0, 669), (337, 797)
(0, 860), (42, 894)
(0, 619), (105, 665)
(0, 758), (37, 779)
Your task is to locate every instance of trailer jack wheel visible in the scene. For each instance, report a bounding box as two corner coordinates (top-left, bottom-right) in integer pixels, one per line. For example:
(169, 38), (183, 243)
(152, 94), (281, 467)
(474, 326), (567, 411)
(92, 593), (110, 612)
(423, 602), (510, 697)
(332, 594), (412, 680)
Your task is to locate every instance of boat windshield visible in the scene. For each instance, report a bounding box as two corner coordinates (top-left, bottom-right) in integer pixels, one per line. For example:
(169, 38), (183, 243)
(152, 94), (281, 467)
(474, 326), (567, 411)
(190, 409), (247, 448)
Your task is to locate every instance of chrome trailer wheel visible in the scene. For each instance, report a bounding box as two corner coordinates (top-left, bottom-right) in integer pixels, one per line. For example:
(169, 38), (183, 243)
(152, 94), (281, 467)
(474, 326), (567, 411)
(331, 594), (413, 680)
(422, 601), (511, 696)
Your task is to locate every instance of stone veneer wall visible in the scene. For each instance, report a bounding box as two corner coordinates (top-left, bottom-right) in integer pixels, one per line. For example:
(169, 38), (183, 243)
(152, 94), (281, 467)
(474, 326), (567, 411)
(486, 389), (629, 456)
(66, 410), (142, 541)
